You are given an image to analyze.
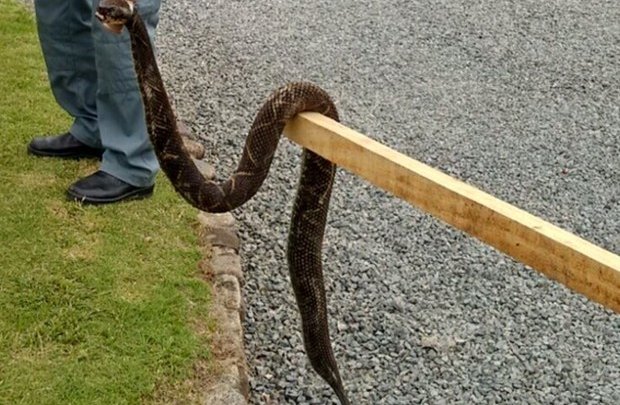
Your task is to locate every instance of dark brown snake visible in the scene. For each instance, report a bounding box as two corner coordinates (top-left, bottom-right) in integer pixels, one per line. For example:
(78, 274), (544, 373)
(97, 1), (350, 403)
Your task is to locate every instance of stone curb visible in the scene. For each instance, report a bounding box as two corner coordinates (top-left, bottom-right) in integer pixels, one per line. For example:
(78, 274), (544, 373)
(184, 120), (249, 403)
(191, 145), (248, 405)
(187, 135), (248, 405)
(197, 211), (250, 405)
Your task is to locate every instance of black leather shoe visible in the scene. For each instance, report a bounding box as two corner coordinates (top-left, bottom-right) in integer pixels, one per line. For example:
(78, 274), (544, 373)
(28, 132), (104, 159)
(67, 171), (154, 205)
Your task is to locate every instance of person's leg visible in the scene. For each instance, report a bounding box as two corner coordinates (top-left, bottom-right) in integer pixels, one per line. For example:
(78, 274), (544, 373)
(91, 0), (161, 188)
(32, 0), (101, 148)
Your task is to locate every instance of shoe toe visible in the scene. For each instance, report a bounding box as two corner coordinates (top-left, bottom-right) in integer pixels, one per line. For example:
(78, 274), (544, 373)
(67, 171), (154, 204)
(28, 132), (103, 159)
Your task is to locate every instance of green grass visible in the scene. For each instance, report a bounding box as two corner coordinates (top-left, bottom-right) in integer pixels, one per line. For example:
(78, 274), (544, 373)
(0, 1), (212, 403)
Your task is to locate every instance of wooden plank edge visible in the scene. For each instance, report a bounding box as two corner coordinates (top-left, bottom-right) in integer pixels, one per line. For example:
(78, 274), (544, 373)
(284, 112), (620, 313)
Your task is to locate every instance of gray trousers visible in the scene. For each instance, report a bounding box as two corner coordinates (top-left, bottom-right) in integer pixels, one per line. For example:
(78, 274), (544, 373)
(34, 0), (161, 187)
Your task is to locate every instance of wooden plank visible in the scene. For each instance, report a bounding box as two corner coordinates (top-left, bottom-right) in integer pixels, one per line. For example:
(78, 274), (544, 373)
(284, 112), (620, 313)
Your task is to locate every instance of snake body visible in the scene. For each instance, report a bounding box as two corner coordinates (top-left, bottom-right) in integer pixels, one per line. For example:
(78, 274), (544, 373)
(96, 1), (349, 403)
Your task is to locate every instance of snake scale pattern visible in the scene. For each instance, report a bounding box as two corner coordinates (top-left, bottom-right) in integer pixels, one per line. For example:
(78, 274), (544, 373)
(96, 1), (350, 403)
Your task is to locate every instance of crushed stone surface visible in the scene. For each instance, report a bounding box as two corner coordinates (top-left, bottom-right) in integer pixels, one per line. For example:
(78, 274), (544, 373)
(155, 1), (619, 403)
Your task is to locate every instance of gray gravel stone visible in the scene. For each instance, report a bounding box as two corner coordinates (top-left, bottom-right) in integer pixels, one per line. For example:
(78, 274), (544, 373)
(155, 0), (619, 404)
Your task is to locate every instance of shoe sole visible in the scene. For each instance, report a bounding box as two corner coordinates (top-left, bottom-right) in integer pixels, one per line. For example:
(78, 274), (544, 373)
(28, 144), (104, 160)
(66, 186), (155, 205)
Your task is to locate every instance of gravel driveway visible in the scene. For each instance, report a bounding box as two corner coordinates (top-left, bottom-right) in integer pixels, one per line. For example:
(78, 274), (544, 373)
(156, 1), (619, 403)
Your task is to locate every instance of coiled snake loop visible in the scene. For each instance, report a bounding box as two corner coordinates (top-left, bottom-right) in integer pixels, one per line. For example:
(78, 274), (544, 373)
(96, 1), (350, 403)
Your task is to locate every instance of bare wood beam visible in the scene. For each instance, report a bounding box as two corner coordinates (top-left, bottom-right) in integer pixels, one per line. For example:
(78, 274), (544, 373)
(284, 112), (620, 313)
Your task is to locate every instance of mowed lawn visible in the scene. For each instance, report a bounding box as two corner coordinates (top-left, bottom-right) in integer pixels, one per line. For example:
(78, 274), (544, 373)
(0, 1), (212, 403)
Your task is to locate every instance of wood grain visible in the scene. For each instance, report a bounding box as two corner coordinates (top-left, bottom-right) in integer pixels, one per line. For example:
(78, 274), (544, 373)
(284, 112), (620, 313)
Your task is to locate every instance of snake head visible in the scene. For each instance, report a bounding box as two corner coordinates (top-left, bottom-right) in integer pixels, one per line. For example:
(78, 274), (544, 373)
(95, 0), (137, 34)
